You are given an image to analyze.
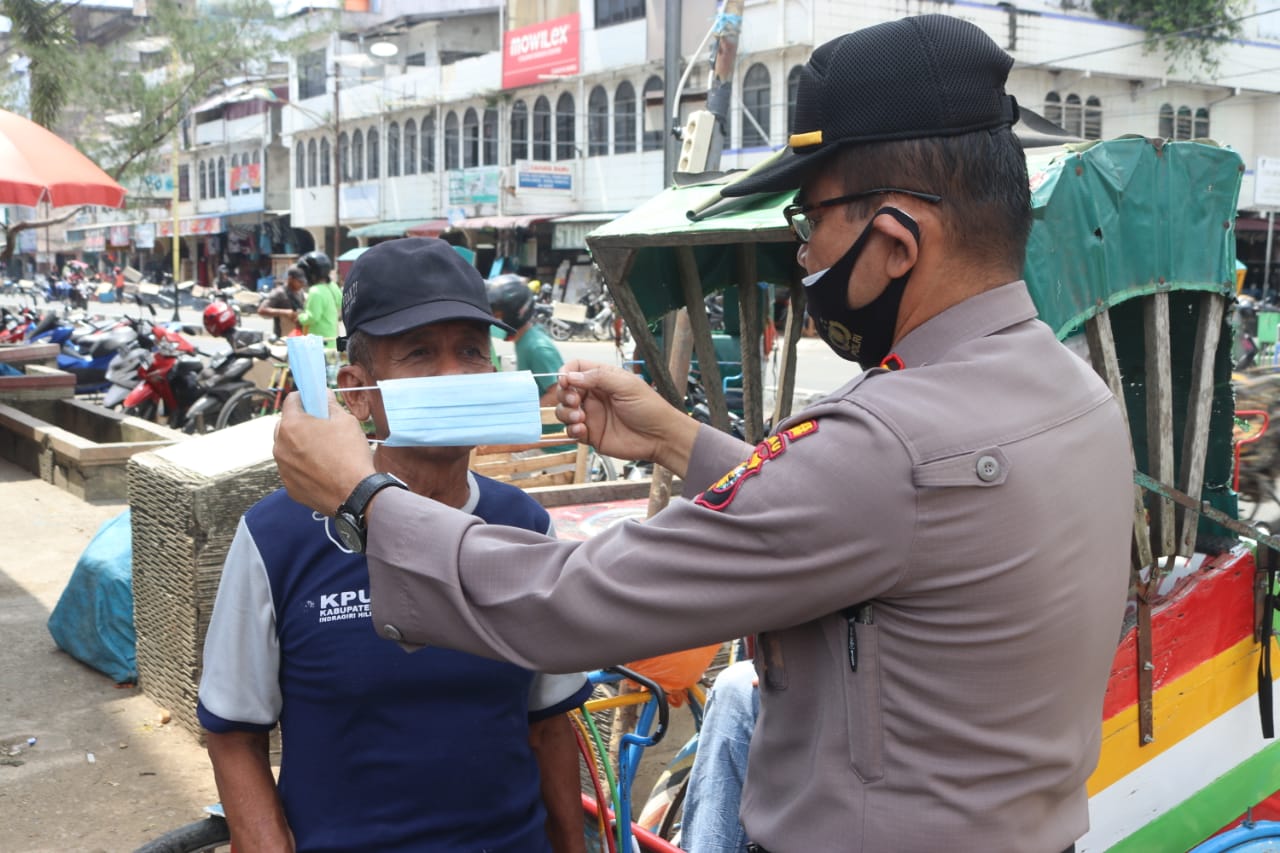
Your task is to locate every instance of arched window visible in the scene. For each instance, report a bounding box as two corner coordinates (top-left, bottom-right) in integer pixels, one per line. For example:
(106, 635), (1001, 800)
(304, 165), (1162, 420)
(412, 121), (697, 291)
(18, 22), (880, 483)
(387, 122), (400, 177)
(320, 137), (330, 185)
(1158, 103), (1174, 138)
(532, 96), (552, 161)
(1044, 91), (1062, 126)
(614, 82), (636, 154)
(786, 66), (803, 135)
(293, 144), (303, 190)
(1194, 107), (1210, 138)
(588, 85), (609, 155)
(231, 153), (240, 194)
(351, 129), (364, 180)
(1063, 93), (1083, 137)
(307, 139), (317, 188)
(367, 127), (379, 179)
(511, 100), (529, 162)
(444, 111), (460, 170)
(741, 63), (771, 148)
(203, 159), (211, 199)
(483, 108), (498, 166)
(463, 108), (479, 168)
(403, 119), (417, 175)
(556, 92), (575, 160)
(421, 112), (436, 173)
(1084, 96), (1102, 140)
(1176, 105), (1192, 140)
(643, 75), (664, 151)
(338, 132), (350, 181)
(217, 157), (226, 197)
(252, 150), (260, 165)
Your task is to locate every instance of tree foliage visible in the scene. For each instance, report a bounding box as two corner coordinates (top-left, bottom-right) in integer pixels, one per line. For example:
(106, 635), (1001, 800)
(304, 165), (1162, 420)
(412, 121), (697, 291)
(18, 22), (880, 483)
(1090, 0), (1247, 74)
(0, 0), (74, 128)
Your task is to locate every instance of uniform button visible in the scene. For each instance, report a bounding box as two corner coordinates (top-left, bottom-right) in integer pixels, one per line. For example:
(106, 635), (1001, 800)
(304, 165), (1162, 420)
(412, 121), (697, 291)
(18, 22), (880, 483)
(383, 624), (403, 641)
(976, 455), (1001, 482)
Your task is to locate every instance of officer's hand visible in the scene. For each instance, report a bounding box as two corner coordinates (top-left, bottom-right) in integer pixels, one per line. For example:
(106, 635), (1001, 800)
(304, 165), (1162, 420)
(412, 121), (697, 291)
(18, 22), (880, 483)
(556, 360), (700, 477)
(273, 391), (375, 516)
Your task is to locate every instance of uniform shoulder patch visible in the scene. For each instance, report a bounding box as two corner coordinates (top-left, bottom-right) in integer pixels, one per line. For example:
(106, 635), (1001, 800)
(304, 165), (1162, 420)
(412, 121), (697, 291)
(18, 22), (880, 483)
(693, 420), (819, 511)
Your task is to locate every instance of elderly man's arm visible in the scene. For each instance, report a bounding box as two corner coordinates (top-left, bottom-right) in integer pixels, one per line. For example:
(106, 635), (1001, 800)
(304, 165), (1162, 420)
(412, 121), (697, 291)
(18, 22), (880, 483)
(206, 730), (295, 852)
(530, 714), (587, 853)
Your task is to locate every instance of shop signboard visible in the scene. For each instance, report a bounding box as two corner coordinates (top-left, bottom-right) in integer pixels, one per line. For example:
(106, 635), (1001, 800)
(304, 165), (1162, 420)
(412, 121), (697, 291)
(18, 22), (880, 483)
(142, 173), (175, 198)
(502, 14), (579, 89)
(108, 225), (131, 247)
(84, 229), (106, 251)
(516, 161), (573, 193)
(17, 229), (37, 253)
(157, 215), (224, 238)
(1257, 156), (1280, 208)
(134, 222), (156, 250)
(230, 163), (262, 193)
(340, 184), (379, 221)
(448, 167), (501, 205)
(553, 221), (599, 250)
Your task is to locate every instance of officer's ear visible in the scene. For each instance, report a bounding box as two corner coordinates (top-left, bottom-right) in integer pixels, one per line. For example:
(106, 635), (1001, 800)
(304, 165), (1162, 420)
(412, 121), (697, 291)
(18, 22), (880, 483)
(871, 210), (921, 281)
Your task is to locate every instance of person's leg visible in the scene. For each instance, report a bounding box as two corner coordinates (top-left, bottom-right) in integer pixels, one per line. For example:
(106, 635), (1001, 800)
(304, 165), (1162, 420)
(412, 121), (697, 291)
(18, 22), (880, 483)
(680, 660), (760, 853)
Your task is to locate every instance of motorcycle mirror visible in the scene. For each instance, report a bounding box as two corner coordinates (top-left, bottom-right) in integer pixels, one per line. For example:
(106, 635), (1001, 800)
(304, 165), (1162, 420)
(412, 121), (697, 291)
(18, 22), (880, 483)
(145, 301), (156, 317)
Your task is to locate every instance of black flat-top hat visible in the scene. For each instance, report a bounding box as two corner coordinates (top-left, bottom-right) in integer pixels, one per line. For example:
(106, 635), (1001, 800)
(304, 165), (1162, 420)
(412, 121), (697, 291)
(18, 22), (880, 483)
(722, 14), (1019, 198)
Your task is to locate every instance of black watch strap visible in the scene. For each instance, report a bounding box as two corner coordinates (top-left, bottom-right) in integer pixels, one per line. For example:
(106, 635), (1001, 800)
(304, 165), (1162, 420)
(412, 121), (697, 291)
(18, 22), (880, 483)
(339, 472), (408, 523)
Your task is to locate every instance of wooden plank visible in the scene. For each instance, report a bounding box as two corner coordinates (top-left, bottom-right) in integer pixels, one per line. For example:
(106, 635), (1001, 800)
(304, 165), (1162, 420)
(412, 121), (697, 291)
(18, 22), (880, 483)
(736, 244), (765, 445)
(1176, 292), (1226, 557)
(524, 477), (684, 508)
(605, 252), (682, 408)
(649, 309), (695, 518)
(675, 245), (729, 433)
(771, 272), (806, 426)
(472, 450), (581, 478)
(1143, 292), (1176, 560)
(1084, 308), (1155, 574)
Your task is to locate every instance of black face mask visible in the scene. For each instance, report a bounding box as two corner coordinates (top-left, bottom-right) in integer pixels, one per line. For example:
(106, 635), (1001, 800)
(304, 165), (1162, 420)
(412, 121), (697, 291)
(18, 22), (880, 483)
(801, 206), (920, 368)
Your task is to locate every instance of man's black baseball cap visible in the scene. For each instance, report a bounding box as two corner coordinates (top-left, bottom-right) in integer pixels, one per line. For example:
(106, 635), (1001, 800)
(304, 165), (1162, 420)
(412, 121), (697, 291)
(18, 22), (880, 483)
(721, 14), (1019, 198)
(341, 237), (514, 336)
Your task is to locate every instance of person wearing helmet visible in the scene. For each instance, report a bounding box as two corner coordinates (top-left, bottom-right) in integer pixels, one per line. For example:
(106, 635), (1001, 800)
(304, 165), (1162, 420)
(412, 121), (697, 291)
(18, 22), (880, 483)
(258, 266), (307, 338)
(295, 250), (341, 347)
(487, 274), (563, 407)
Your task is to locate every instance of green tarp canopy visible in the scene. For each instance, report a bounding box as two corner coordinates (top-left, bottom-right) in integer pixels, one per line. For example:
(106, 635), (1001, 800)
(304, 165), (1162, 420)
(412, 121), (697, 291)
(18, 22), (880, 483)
(346, 220), (437, 240)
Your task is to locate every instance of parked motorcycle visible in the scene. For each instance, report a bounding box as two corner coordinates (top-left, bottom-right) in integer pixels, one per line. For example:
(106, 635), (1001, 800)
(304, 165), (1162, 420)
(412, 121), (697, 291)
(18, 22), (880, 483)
(548, 292), (629, 344)
(28, 310), (139, 395)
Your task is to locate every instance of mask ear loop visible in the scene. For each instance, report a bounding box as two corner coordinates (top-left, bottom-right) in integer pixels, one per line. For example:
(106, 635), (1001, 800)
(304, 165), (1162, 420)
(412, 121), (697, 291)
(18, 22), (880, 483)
(341, 372), (563, 393)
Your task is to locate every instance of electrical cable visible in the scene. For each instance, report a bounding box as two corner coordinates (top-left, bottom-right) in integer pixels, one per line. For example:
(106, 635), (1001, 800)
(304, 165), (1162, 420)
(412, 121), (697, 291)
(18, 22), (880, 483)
(571, 712), (615, 853)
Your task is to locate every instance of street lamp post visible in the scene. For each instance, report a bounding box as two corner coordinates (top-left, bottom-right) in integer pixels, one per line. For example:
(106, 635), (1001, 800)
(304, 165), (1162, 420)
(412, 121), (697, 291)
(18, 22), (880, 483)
(169, 51), (182, 323)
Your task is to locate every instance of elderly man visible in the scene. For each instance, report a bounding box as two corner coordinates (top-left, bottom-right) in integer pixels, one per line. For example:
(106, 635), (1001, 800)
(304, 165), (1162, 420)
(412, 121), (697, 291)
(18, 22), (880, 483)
(273, 16), (1132, 852)
(199, 237), (589, 853)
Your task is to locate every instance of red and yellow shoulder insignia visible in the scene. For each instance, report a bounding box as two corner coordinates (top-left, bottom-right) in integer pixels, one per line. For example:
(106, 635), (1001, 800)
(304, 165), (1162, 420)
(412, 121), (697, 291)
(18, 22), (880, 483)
(693, 420), (819, 511)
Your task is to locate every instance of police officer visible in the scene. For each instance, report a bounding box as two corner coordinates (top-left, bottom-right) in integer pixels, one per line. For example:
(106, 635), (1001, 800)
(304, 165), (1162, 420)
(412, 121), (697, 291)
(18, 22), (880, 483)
(273, 15), (1133, 852)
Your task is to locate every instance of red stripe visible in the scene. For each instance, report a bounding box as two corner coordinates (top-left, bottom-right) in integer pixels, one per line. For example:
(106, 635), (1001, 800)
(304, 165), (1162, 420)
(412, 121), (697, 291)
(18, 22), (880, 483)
(1101, 549), (1256, 721)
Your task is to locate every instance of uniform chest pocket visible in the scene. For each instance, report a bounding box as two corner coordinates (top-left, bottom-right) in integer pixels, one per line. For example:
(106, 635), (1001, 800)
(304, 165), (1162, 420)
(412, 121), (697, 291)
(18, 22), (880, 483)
(913, 446), (1010, 488)
(832, 614), (885, 783)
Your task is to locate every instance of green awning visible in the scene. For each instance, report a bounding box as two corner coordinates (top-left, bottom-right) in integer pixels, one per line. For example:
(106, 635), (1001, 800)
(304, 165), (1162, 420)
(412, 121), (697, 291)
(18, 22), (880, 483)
(346, 219), (435, 239)
(337, 247), (369, 262)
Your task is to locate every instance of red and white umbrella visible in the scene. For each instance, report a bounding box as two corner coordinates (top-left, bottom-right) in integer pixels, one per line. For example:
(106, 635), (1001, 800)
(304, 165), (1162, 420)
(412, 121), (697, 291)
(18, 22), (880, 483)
(0, 108), (126, 208)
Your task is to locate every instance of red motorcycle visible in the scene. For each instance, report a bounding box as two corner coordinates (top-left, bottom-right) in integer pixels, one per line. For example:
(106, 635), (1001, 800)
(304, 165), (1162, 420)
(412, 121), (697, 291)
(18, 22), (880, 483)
(120, 317), (202, 428)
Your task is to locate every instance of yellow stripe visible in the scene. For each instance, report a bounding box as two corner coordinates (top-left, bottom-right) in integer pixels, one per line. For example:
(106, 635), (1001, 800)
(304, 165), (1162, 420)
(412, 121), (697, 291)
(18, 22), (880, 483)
(1088, 634), (1278, 795)
(789, 130), (823, 148)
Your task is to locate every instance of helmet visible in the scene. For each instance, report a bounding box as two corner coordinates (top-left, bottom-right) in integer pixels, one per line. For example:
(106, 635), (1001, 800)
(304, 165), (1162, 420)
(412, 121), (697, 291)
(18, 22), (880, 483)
(487, 275), (535, 329)
(297, 250), (332, 285)
(202, 301), (238, 337)
(217, 264), (229, 275)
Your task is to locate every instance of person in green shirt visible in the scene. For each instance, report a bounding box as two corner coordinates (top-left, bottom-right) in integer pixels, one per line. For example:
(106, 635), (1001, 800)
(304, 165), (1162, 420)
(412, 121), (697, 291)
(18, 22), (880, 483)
(487, 274), (562, 406)
(295, 250), (342, 384)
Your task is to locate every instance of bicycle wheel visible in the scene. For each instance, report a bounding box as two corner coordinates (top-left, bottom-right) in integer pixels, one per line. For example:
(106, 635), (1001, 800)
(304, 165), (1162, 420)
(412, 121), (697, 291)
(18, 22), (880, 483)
(134, 816), (230, 853)
(587, 450), (616, 482)
(214, 387), (277, 430)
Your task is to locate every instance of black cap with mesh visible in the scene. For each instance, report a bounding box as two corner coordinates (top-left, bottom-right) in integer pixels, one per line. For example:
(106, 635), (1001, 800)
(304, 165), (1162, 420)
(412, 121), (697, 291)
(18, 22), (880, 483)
(721, 14), (1019, 198)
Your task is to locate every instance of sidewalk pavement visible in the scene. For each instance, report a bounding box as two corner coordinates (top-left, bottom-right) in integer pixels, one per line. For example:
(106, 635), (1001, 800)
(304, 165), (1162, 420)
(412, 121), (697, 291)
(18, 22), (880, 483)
(0, 458), (217, 852)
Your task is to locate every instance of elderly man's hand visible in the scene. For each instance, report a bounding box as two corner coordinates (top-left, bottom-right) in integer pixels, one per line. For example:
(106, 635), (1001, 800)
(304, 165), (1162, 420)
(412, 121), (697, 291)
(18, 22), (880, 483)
(274, 391), (376, 516)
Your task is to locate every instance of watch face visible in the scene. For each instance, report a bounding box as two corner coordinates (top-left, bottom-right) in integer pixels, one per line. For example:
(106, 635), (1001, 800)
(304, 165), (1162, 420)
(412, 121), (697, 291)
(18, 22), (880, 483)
(334, 512), (364, 552)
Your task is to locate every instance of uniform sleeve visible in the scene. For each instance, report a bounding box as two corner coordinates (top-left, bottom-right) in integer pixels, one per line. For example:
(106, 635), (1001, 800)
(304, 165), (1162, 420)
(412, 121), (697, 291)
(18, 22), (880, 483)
(523, 512), (591, 719)
(196, 517), (282, 733)
(366, 406), (918, 674)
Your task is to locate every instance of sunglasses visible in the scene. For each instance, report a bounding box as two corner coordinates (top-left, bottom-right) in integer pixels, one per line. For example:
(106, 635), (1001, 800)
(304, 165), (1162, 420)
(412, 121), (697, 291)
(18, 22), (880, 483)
(783, 188), (942, 243)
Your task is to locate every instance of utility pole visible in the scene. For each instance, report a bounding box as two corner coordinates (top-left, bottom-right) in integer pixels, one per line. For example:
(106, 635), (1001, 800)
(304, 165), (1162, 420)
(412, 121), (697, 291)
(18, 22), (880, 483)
(662, 0), (681, 186)
(702, 0), (745, 173)
(332, 59), (341, 260)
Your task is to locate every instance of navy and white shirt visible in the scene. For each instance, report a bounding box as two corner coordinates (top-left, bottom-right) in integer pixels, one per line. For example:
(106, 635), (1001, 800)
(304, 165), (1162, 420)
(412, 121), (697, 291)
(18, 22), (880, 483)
(197, 472), (591, 853)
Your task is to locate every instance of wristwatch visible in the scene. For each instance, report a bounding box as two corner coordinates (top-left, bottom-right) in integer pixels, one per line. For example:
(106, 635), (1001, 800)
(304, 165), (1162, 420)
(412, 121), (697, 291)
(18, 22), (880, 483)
(333, 472), (408, 553)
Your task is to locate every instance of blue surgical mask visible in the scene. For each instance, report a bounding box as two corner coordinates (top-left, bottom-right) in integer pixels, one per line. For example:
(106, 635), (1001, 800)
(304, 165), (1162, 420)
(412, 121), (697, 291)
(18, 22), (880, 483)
(286, 334), (330, 418)
(377, 370), (542, 447)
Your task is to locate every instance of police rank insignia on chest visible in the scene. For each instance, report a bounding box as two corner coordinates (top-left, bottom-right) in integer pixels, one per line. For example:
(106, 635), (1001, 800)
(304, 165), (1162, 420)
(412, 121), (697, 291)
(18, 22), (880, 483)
(694, 420), (819, 511)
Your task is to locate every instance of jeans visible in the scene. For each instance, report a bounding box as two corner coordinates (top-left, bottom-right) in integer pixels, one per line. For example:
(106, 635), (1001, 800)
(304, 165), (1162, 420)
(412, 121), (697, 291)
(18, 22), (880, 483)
(681, 661), (760, 853)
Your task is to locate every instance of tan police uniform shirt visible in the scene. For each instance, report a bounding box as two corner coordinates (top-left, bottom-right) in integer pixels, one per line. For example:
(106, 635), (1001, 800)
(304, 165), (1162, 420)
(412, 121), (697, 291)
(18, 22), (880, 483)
(366, 280), (1133, 852)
